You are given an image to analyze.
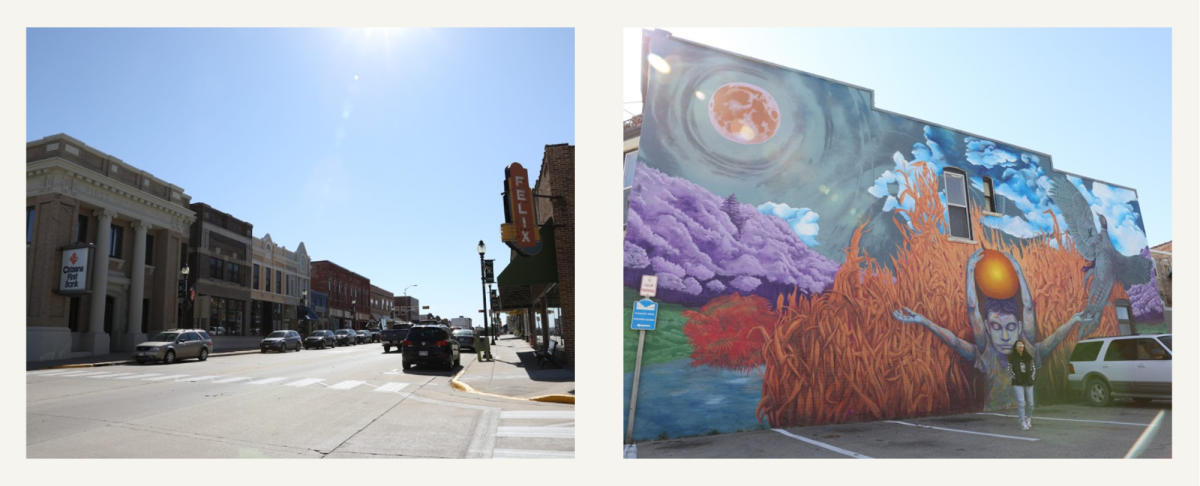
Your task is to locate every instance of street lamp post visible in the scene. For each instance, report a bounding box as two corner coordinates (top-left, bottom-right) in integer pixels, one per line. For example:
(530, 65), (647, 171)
(350, 299), (357, 330)
(300, 289), (308, 333)
(477, 240), (493, 351)
(179, 265), (190, 328)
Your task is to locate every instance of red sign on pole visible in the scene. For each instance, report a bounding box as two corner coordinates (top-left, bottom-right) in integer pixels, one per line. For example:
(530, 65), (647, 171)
(501, 162), (541, 255)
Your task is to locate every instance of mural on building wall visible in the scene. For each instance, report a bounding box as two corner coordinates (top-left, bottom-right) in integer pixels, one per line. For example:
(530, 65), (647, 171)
(622, 32), (1164, 441)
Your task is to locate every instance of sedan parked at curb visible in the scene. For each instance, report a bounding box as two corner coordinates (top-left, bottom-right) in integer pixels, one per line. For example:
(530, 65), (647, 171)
(304, 330), (336, 349)
(134, 329), (213, 364)
(356, 330), (371, 344)
(334, 329), (357, 346)
(260, 330), (302, 353)
(452, 328), (476, 353)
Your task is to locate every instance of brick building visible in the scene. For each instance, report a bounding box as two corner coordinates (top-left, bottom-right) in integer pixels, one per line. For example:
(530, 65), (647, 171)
(311, 260), (370, 330)
(369, 284), (393, 328)
(393, 295), (419, 323)
(185, 203), (253, 336)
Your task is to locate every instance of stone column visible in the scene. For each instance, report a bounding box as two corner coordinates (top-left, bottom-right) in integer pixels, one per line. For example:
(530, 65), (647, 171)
(87, 209), (115, 355)
(123, 221), (148, 351)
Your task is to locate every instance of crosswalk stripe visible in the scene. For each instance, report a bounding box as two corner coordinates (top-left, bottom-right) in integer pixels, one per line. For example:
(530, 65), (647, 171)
(500, 411), (575, 420)
(88, 372), (135, 379)
(373, 383), (409, 393)
(31, 369), (75, 376)
(329, 380), (365, 390)
(496, 426), (575, 439)
(51, 370), (99, 377)
(492, 449), (574, 459)
(180, 375), (220, 382)
(69, 371), (114, 378)
(212, 376), (251, 384)
(118, 373), (161, 380)
(284, 378), (324, 388)
(145, 374), (188, 381)
(247, 377), (288, 385)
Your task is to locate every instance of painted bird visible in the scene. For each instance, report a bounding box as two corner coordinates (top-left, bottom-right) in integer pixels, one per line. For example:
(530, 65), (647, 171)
(1047, 172), (1152, 338)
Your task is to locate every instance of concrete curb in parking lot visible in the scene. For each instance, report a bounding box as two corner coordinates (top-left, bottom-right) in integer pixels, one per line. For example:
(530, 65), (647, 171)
(41, 349), (262, 370)
(449, 367), (575, 405)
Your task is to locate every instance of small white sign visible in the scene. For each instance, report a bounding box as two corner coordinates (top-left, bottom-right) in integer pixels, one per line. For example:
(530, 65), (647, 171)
(639, 275), (658, 297)
(60, 248), (89, 292)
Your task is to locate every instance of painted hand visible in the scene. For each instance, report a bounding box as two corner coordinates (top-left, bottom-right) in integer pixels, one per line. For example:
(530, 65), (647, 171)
(892, 307), (926, 325)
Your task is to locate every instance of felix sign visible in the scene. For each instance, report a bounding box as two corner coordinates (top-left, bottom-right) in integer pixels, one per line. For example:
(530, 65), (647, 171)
(59, 246), (90, 293)
(501, 162), (541, 255)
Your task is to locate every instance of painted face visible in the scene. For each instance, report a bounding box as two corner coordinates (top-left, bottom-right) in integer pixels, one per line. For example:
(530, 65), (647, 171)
(985, 311), (1021, 355)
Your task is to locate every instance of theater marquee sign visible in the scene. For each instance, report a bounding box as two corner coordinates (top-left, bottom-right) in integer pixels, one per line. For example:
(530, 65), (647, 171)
(59, 245), (91, 294)
(501, 162), (541, 255)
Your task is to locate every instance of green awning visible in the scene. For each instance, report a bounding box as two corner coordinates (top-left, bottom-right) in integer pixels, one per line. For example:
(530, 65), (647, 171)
(497, 223), (559, 310)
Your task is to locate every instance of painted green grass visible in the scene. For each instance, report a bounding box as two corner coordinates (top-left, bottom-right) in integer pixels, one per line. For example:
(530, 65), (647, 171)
(623, 287), (696, 373)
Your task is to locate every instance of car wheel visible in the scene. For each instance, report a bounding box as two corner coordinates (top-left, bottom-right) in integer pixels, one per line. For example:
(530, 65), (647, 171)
(403, 360), (411, 370)
(1086, 378), (1111, 406)
(198, 348), (208, 361)
(163, 350), (175, 364)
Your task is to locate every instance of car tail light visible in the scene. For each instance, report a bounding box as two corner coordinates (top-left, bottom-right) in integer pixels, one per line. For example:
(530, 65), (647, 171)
(1068, 363), (1075, 374)
(436, 340), (450, 347)
(401, 340), (412, 346)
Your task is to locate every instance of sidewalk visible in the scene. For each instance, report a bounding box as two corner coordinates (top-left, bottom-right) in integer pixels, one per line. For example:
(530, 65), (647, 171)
(452, 334), (574, 403)
(26, 336), (263, 371)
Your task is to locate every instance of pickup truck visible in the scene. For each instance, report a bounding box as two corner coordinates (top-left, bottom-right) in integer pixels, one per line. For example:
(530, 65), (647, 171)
(381, 327), (410, 353)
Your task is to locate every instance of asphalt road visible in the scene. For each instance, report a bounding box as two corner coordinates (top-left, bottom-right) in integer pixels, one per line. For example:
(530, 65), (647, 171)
(26, 344), (574, 458)
(632, 401), (1171, 458)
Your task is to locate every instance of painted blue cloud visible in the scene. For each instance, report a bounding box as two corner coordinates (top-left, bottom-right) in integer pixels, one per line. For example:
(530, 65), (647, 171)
(758, 201), (820, 247)
(964, 137), (1020, 169)
(1068, 176), (1148, 256)
(868, 152), (919, 228)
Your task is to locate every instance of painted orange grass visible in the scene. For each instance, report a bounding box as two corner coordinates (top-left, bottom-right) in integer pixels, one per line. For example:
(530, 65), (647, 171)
(757, 163), (1121, 427)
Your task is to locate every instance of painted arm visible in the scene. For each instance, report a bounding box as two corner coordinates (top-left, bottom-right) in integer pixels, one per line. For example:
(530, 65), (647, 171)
(1003, 251), (1038, 345)
(965, 249), (987, 352)
(1036, 313), (1083, 363)
(893, 307), (977, 363)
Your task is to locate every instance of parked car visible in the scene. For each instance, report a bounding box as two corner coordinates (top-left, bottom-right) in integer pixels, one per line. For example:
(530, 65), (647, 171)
(134, 329), (213, 364)
(304, 330), (336, 349)
(368, 329), (381, 342)
(452, 328), (476, 352)
(356, 330), (371, 344)
(402, 325), (460, 370)
(334, 329), (357, 346)
(1067, 334), (1172, 406)
(381, 327), (409, 353)
(260, 330), (302, 353)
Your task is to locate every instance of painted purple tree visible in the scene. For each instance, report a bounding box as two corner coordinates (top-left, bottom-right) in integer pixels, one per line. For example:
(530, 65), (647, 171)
(1128, 248), (1164, 322)
(624, 165), (839, 307)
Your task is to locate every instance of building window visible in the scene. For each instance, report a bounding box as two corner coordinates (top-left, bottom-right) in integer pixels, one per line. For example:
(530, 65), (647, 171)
(943, 169), (972, 240)
(286, 275), (290, 296)
(227, 262), (240, 284)
(982, 177), (997, 213)
(210, 257), (224, 280)
(253, 264), (260, 289)
(27, 206), (34, 244)
(109, 225), (124, 258)
(265, 267), (272, 291)
(145, 234), (155, 266)
(76, 214), (89, 243)
(276, 270), (282, 294)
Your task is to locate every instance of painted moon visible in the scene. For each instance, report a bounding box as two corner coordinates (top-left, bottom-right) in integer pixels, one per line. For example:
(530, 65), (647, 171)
(975, 249), (1020, 300)
(708, 82), (780, 144)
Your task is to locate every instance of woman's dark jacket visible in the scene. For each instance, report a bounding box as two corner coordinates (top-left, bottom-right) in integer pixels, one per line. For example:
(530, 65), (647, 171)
(1008, 350), (1036, 386)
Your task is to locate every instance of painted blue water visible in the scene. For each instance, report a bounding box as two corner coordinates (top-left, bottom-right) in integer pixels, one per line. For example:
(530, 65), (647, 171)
(623, 358), (767, 441)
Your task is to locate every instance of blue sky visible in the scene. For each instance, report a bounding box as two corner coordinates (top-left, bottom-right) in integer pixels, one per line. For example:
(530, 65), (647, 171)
(625, 28), (1172, 247)
(28, 28), (574, 322)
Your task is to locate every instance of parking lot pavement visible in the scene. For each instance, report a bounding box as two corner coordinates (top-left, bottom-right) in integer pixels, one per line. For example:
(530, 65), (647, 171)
(632, 401), (1171, 458)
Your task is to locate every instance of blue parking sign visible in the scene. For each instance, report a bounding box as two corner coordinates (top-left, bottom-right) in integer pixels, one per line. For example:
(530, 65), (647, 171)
(630, 299), (658, 331)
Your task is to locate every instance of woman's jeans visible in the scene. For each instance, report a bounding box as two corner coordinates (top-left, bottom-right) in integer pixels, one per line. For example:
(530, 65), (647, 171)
(1013, 385), (1034, 423)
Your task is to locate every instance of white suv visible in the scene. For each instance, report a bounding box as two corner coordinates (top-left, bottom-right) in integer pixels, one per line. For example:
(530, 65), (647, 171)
(1067, 334), (1171, 406)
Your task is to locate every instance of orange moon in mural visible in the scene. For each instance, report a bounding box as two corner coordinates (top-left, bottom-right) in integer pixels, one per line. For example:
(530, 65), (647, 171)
(708, 82), (780, 144)
(975, 249), (1020, 300)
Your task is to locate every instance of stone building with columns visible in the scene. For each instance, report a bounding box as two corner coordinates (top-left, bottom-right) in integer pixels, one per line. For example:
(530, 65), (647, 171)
(250, 234), (311, 335)
(26, 134), (195, 361)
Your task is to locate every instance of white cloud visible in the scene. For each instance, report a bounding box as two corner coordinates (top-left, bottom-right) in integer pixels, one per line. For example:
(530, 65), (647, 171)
(1070, 176), (1148, 255)
(758, 201), (820, 247)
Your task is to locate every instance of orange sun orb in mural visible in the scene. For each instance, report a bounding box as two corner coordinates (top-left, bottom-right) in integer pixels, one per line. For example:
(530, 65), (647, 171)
(708, 82), (780, 144)
(975, 249), (1020, 300)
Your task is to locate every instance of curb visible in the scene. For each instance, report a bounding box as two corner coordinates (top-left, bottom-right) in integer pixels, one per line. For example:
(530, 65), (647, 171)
(449, 365), (575, 405)
(35, 349), (262, 370)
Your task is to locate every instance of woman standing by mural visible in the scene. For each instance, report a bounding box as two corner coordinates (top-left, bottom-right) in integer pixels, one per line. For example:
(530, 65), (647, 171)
(892, 248), (1083, 410)
(1008, 340), (1036, 430)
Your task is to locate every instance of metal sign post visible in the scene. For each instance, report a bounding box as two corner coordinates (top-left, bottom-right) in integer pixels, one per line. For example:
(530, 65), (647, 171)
(626, 275), (659, 449)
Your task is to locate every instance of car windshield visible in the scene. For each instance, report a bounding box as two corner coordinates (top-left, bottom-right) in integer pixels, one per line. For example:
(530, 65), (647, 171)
(149, 332), (181, 342)
(308, 332), (326, 338)
(267, 331), (288, 338)
(453, 330), (473, 337)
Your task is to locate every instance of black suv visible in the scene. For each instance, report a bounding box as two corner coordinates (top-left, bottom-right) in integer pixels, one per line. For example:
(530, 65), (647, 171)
(402, 325), (460, 370)
(304, 330), (336, 349)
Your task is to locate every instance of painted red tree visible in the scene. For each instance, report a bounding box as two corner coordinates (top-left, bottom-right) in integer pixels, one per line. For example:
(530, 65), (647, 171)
(683, 293), (778, 370)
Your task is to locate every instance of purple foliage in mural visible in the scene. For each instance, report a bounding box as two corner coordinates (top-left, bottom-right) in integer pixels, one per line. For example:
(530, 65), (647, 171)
(624, 165), (839, 306)
(1128, 248), (1164, 322)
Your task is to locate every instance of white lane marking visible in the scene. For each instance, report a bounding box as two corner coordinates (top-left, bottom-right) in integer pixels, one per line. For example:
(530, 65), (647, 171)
(88, 372), (136, 379)
(145, 374), (188, 381)
(246, 377), (288, 385)
(373, 382), (409, 393)
(212, 376), (252, 384)
(284, 378), (324, 388)
(180, 375), (221, 382)
(31, 369), (77, 376)
(772, 428), (873, 458)
(492, 449), (573, 459)
(975, 412), (1151, 427)
(118, 373), (161, 380)
(51, 370), (101, 377)
(329, 380), (366, 390)
(64, 371), (115, 378)
(885, 420), (1038, 442)
(496, 426), (575, 439)
(500, 411), (575, 420)
(540, 422), (576, 428)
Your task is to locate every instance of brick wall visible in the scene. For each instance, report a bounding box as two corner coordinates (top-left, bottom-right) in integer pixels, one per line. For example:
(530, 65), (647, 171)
(544, 144), (574, 367)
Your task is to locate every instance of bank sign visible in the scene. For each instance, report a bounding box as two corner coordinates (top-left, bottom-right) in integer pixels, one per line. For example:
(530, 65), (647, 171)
(59, 247), (90, 293)
(501, 162), (542, 255)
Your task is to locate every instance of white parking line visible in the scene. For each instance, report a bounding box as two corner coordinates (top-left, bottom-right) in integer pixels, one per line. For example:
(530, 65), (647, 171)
(772, 428), (873, 458)
(284, 378), (324, 388)
(373, 382), (409, 393)
(496, 426), (575, 439)
(180, 376), (221, 382)
(492, 449), (573, 458)
(885, 420), (1038, 441)
(117, 373), (161, 380)
(246, 377), (288, 385)
(212, 376), (251, 384)
(145, 374), (188, 381)
(975, 412), (1150, 427)
(329, 380), (366, 390)
(500, 411), (575, 420)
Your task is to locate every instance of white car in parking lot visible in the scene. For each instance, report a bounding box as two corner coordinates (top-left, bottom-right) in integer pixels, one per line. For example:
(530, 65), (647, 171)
(1067, 334), (1171, 406)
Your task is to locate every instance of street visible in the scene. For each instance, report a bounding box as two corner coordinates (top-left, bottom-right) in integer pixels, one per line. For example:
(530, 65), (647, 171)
(630, 401), (1171, 458)
(26, 343), (574, 458)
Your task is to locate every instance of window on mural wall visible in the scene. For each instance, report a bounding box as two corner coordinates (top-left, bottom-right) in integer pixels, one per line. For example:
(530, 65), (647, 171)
(982, 177), (997, 213)
(944, 169), (972, 240)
